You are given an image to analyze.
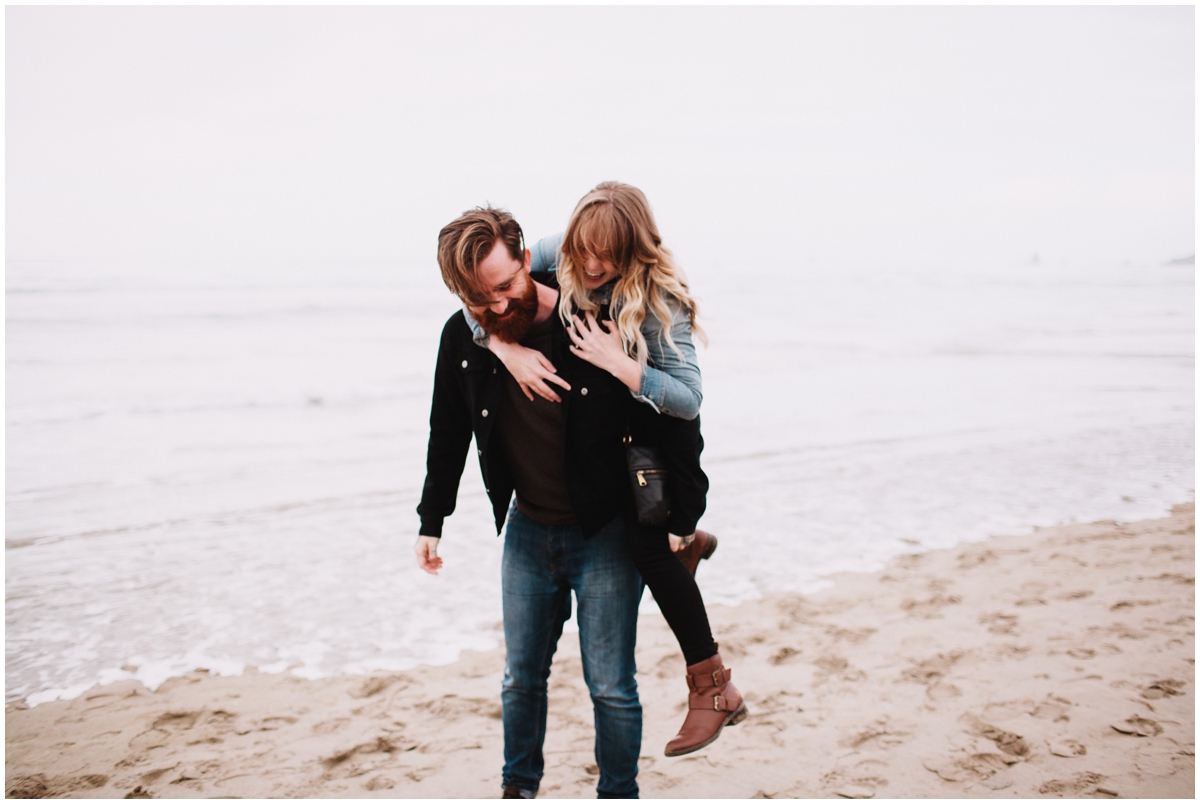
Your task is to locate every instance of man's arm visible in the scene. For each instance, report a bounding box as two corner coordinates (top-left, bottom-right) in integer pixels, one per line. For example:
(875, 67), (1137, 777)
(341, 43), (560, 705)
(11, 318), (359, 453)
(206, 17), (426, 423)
(415, 315), (475, 567)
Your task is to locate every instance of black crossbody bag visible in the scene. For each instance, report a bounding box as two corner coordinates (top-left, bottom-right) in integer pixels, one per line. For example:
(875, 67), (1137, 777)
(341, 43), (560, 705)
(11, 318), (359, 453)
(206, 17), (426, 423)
(624, 432), (671, 526)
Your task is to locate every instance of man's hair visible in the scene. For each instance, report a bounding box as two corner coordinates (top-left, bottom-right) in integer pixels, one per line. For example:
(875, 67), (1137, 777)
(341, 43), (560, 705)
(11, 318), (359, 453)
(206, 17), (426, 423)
(437, 206), (524, 308)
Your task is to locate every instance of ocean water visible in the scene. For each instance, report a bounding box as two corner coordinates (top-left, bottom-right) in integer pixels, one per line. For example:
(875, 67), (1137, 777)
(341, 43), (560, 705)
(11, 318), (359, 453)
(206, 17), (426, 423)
(6, 257), (1194, 705)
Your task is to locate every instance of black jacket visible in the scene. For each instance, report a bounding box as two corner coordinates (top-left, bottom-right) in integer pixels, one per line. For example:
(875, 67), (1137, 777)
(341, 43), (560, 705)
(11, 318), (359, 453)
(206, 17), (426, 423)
(417, 278), (708, 539)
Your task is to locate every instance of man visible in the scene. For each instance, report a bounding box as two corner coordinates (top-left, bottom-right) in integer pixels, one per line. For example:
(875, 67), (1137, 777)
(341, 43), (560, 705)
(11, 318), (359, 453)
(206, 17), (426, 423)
(414, 207), (643, 799)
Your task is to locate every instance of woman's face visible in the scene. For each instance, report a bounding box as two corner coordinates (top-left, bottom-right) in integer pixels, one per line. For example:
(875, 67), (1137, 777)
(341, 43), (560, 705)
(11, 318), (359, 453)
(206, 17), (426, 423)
(580, 253), (620, 289)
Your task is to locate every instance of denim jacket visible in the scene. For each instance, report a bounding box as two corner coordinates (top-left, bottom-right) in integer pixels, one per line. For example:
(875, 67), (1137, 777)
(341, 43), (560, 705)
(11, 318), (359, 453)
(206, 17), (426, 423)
(465, 233), (703, 420)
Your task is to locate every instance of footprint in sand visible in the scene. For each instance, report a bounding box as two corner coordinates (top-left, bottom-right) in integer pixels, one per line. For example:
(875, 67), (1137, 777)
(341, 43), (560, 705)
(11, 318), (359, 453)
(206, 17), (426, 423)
(834, 783), (876, 798)
(414, 694), (498, 719)
(980, 612), (1018, 635)
(990, 643), (1032, 660)
(1030, 696), (1071, 722)
(962, 714), (1030, 758)
(1140, 679), (1186, 699)
(1133, 750), (1180, 777)
(6, 776), (50, 798)
(1110, 599), (1161, 611)
(900, 594), (961, 619)
(139, 768), (175, 784)
(322, 735), (401, 774)
(356, 677), (394, 698)
(1047, 738), (1087, 757)
(255, 715), (298, 732)
(1106, 623), (1149, 640)
(814, 654), (866, 683)
(825, 626), (877, 644)
(364, 775), (396, 790)
(900, 651), (964, 685)
(980, 772), (1015, 791)
(1151, 573), (1194, 585)
(1111, 715), (1162, 737)
(311, 717), (351, 735)
(1037, 772), (1112, 797)
(826, 762), (888, 799)
(1011, 582), (1048, 607)
(922, 753), (1011, 784)
(152, 711), (202, 731)
(1057, 590), (1094, 601)
(128, 728), (171, 752)
(754, 691), (805, 717)
(842, 721), (906, 749)
(926, 682), (962, 701)
(956, 549), (996, 569)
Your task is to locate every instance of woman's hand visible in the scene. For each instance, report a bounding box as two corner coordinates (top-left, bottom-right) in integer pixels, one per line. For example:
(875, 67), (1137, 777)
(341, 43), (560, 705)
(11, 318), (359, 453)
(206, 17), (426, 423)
(489, 338), (571, 403)
(669, 533), (694, 553)
(567, 311), (643, 392)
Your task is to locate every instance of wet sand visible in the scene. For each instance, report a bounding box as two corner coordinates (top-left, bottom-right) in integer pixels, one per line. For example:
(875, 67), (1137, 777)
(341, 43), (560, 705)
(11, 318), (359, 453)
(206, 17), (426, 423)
(6, 504), (1194, 798)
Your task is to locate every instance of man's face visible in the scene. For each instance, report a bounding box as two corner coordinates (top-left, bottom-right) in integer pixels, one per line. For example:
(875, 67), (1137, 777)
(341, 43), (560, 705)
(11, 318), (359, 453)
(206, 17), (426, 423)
(469, 239), (538, 343)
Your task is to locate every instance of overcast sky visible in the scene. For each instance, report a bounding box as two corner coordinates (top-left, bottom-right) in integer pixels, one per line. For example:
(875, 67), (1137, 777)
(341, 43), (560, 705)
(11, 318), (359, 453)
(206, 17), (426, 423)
(6, 6), (1194, 273)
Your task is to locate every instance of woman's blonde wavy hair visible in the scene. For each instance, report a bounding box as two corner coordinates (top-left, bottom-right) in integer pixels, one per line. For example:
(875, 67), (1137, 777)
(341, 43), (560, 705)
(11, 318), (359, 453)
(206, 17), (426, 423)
(559, 181), (705, 369)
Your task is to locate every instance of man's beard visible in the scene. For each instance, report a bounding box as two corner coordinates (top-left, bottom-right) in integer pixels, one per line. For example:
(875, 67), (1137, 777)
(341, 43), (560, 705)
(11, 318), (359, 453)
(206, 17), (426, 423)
(474, 277), (539, 343)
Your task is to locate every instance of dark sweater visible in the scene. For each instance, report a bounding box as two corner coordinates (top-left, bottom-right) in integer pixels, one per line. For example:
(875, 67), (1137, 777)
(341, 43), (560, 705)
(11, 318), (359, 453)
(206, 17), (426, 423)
(417, 274), (709, 539)
(491, 315), (575, 525)
(417, 306), (632, 538)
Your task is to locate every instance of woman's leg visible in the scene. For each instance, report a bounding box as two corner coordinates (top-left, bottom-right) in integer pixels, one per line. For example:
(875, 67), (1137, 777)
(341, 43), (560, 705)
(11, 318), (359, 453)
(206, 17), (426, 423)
(626, 519), (717, 666)
(627, 518), (747, 756)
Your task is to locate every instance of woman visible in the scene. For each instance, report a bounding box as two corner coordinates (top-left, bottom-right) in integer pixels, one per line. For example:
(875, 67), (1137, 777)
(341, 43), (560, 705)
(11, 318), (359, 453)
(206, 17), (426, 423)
(472, 181), (746, 757)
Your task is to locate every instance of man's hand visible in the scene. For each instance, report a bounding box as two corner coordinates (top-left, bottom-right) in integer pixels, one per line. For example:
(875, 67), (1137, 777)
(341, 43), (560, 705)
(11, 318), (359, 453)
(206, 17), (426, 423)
(567, 311), (643, 392)
(414, 535), (444, 574)
(489, 338), (571, 403)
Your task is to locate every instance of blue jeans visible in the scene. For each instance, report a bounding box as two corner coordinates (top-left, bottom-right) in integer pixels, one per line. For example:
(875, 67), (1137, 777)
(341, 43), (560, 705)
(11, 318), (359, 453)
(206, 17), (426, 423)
(501, 508), (644, 798)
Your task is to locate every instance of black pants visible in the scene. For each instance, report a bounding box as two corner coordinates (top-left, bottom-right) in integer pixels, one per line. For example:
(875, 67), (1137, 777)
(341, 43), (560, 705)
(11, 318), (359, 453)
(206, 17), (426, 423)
(626, 520), (718, 666)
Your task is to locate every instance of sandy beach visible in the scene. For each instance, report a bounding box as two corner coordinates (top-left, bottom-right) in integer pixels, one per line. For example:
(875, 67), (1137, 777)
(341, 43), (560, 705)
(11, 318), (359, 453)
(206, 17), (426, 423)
(6, 503), (1193, 799)
(6, 7), (1192, 800)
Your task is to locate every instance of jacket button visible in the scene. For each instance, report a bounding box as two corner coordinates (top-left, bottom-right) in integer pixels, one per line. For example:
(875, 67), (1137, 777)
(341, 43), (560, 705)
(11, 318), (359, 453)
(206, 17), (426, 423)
(461, 360), (468, 368)
(481, 409), (489, 417)
(580, 387), (588, 396)
(477, 448), (482, 455)
(493, 368), (497, 374)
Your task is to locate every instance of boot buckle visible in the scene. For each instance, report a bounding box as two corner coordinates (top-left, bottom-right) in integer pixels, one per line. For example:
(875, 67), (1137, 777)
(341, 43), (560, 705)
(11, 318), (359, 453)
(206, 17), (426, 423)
(712, 670), (723, 686)
(713, 694), (724, 711)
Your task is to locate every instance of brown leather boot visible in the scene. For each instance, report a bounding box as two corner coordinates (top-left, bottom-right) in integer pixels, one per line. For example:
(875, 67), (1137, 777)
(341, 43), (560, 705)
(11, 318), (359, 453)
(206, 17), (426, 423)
(664, 652), (747, 757)
(675, 529), (718, 577)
